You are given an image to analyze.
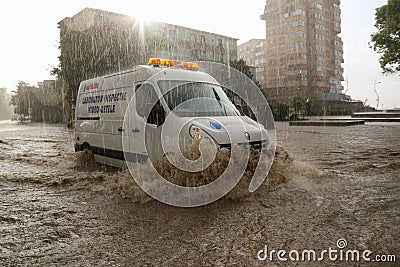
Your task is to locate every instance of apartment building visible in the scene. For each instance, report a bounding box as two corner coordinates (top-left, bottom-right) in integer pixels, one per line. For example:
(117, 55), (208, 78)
(260, 0), (344, 104)
(238, 39), (267, 83)
(59, 8), (237, 65)
(143, 21), (237, 64)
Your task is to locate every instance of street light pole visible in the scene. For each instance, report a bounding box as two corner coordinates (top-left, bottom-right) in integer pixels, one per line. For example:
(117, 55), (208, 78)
(373, 81), (381, 110)
(344, 78), (349, 95)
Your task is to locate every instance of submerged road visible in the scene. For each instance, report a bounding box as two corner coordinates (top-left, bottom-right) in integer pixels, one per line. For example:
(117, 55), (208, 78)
(0, 120), (398, 266)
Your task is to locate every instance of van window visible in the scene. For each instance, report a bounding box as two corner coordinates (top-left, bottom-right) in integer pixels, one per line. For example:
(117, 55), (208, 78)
(135, 83), (159, 118)
(147, 100), (166, 126)
(158, 81), (239, 117)
(136, 83), (166, 125)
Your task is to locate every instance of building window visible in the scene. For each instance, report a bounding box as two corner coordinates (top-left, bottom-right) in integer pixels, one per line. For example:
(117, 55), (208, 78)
(316, 44), (325, 51)
(285, 31), (306, 40)
(95, 14), (103, 26)
(201, 35), (205, 44)
(313, 13), (324, 20)
(160, 27), (166, 36)
(256, 42), (265, 48)
(315, 34), (324, 41)
(314, 2), (323, 10)
(330, 78), (338, 85)
(315, 23), (324, 30)
(291, 9), (305, 16)
(169, 30), (176, 41)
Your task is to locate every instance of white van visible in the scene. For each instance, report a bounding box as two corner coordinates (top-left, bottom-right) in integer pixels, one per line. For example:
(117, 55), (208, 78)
(74, 58), (269, 168)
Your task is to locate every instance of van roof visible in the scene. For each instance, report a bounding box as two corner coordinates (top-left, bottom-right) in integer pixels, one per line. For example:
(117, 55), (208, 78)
(78, 65), (218, 92)
(99, 65), (218, 83)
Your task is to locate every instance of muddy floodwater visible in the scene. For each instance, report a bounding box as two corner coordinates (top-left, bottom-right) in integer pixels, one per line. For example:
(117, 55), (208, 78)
(0, 120), (399, 266)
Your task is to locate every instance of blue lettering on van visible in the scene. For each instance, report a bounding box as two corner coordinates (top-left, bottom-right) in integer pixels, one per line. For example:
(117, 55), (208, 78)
(82, 92), (127, 104)
(82, 91), (126, 114)
(88, 106), (100, 113)
(87, 105), (116, 114)
(104, 92), (127, 103)
(82, 95), (103, 104)
(100, 105), (116, 113)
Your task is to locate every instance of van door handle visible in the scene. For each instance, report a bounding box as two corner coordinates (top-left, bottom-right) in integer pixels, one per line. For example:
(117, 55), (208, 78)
(132, 128), (140, 133)
(118, 127), (124, 132)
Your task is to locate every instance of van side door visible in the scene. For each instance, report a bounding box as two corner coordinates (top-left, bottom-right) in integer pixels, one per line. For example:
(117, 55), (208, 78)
(127, 82), (166, 161)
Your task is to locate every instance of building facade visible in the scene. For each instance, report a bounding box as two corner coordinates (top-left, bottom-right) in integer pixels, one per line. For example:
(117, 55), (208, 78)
(58, 8), (237, 99)
(238, 39), (267, 84)
(260, 0), (344, 105)
(143, 21), (237, 64)
(59, 8), (237, 65)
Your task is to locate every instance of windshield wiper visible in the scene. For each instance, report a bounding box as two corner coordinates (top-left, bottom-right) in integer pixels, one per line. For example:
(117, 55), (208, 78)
(212, 87), (227, 116)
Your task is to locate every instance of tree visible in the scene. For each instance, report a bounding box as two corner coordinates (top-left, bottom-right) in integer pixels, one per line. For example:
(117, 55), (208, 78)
(11, 81), (36, 121)
(55, 19), (142, 100)
(271, 103), (289, 121)
(229, 59), (260, 87)
(305, 95), (318, 116)
(370, 0), (400, 74)
(0, 88), (12, 120)
(291, 95), (305, 114)
(10, 81), (63, 123)
(224, 59), (263, 118)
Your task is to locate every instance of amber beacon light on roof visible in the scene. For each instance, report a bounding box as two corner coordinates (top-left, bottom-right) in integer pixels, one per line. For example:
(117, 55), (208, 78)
(147, 58), (199, 70)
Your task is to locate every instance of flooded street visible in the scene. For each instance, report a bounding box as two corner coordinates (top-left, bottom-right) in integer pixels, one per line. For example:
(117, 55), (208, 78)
(0, 120), (399, 266)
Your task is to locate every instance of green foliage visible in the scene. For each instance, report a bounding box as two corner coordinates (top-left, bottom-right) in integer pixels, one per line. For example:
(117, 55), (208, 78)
(271, 103), (289, 121)
(229, 59), (261, 87)
(291, 95), (304, 114)
(12, 81), (64, 123)
(57, 20), (142, 99)
(0, 88), (12, 120)
(12, 81), (32, 118)
(305, 95), (318, 116)
(370, 0), (400, 74)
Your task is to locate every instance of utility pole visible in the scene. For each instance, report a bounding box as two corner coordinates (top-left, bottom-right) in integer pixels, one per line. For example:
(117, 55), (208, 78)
(374, 81), (381, 110)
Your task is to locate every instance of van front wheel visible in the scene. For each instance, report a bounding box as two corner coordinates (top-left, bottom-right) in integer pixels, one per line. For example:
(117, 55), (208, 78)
(81, 142), (91, 152)
(75, 142), (91, 152)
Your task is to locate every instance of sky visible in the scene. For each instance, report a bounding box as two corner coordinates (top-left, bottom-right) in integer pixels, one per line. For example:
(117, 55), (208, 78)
(0, 0), (398, 109)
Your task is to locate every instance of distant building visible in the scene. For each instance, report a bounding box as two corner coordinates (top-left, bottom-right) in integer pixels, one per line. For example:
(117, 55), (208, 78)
(238, 39), (267, 83)
(260, 0), (344, 105)
(59, 8), (237, 65)
(142, 21), (237, 64)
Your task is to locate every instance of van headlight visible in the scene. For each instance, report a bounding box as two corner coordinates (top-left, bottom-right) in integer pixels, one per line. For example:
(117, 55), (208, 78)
(189, 125), (211, 140)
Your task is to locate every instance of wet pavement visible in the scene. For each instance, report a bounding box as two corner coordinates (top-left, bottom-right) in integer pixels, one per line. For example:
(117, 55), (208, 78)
(0, 120), (399, 266)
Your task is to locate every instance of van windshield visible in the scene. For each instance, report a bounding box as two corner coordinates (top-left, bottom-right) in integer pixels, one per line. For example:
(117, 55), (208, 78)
(158, 81), (239, 117)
